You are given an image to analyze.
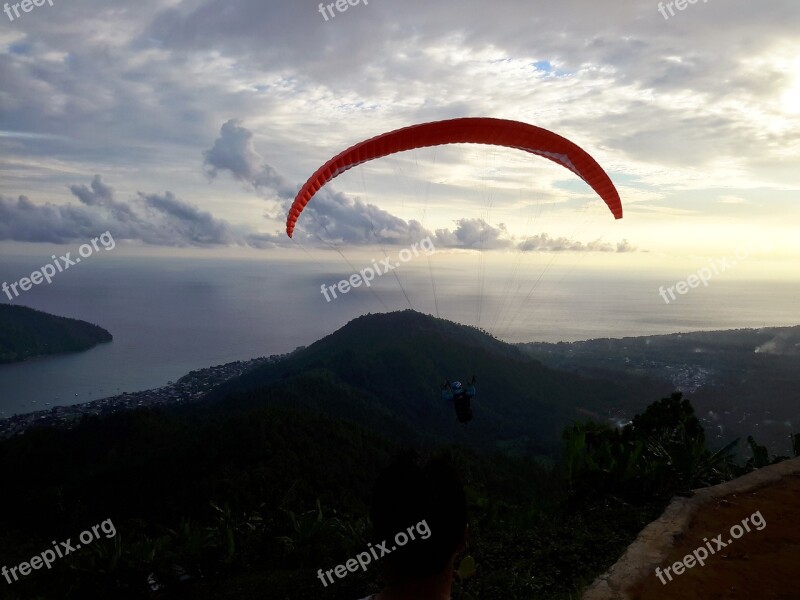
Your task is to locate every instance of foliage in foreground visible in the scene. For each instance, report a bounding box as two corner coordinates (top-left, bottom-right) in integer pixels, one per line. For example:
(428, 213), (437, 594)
(0, 393), (796, 599)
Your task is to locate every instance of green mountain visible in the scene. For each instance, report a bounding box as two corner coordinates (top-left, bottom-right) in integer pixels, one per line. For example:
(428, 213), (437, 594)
(204, 310), (671, 455)
(1, 310), (792, 599)
(0, 304), (112, 363)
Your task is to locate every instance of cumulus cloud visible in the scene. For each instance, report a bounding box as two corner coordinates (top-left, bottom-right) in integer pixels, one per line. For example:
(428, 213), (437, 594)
(69, 175), (140, 223)
(203, 119), (432, 245)
(293, 188), (432, 245)
(0, 154), (635, 252)
(0, 176), (239, 247)
(616, 239), (636, 252)
(0, 194), (109, 244)
(201, 120), (631, 251)
(516, 233), (634, 253)
(140, 191), (236, 246)
(434, 219), (513, 250)
(203, 119), (295, 199)
(1, 0), (795, 261)
(69, 175), (113, 207)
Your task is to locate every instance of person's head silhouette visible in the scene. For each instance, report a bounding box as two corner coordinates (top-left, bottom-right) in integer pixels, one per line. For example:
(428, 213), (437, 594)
(360, 453), (468, 600)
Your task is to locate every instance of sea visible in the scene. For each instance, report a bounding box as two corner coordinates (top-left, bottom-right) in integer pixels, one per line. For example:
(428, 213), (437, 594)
(0, 253), (798, 417)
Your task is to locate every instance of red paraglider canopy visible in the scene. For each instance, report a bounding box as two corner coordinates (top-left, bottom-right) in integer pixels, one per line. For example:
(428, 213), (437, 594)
(286, 117), (622, 237)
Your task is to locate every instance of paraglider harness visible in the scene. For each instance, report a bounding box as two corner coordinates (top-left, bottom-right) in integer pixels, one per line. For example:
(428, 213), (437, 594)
(442, 376), (476, 424)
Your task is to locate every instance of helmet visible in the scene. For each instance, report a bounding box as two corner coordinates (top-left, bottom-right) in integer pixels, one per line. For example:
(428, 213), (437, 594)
(452, 381), (462, 391)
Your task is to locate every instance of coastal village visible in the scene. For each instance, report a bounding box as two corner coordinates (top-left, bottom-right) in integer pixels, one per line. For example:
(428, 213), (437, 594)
(0, 353), (292, 439)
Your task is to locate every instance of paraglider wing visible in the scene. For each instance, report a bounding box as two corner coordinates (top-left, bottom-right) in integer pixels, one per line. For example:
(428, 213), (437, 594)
(286, 117), (622, 237)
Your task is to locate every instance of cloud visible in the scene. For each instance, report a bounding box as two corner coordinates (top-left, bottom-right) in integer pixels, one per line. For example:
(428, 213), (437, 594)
(243, 231), (285, 249)
(200, 120), (637, 250)
(0, 0), (795, 263)
(516, 233), (634, 252)
(292, 188), (433, 245)
(0, 194), (109, 244)
(616, 238), (637, 252)
(434, 218), (513, 250)
(69, 175), (140, 223)
(203, 119), (433, 245)
(0, 176), (239, 247)
(140, 191), (236, 246)
(69, 175), (114, 206)
(203, 119), (295, 199)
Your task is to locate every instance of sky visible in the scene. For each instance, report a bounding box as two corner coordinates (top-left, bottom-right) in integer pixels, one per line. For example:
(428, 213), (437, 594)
(1, 0), (798, 279)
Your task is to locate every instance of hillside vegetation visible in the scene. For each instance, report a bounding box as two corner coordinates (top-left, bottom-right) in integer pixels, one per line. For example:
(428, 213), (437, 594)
(0, 304), (112, 364)
(205, 310), (671, 456)
(1, 311), (796, 599)
(520, 326), (800, 454)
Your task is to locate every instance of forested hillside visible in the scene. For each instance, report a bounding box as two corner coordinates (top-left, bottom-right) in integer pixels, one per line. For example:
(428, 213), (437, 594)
(0, 304), (112, 364)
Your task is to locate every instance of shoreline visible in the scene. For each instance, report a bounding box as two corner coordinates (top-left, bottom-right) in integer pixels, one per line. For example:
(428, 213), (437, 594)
(0, 353), (290, 440)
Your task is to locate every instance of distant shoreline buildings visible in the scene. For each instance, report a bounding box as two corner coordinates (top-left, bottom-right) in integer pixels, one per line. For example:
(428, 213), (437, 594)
(0, 353), (293, 440)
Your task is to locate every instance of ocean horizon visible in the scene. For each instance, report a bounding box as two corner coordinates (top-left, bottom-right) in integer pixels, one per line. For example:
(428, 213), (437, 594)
(1, 255), (797, 417)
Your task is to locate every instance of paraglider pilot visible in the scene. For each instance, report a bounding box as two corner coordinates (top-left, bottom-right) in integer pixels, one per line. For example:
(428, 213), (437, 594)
(441, 376), (476, 424)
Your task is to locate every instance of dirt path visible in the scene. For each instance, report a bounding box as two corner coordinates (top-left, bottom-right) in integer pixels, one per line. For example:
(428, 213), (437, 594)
(629, 470), (800, 600)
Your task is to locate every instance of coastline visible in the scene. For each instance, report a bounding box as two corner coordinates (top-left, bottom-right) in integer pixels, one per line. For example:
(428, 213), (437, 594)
(0, 353), (289, 440)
